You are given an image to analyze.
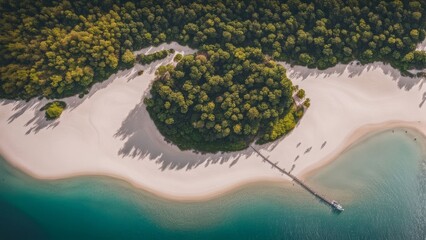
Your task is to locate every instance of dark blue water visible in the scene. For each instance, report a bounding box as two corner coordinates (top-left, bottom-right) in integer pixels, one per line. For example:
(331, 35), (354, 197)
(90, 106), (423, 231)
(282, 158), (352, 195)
(1, 130), (425, 239)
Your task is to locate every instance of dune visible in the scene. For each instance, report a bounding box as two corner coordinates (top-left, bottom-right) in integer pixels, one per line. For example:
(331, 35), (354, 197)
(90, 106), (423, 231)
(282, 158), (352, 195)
(0, 42), (425, 200)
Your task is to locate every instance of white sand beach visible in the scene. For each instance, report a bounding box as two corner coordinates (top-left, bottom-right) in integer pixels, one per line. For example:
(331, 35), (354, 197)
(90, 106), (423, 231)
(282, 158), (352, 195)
(0, 41), (425, 200)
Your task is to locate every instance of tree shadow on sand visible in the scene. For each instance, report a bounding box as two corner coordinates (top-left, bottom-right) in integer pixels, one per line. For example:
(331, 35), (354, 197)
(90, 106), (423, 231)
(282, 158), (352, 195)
(113, 59), (426, 171)
(284, 61), (425, 91)
(0, 98), (61, 134)
(113, 97), (280, 171)
(0, 43), (195, 135)
(0, 68), (133, 134)
(420, 92), (426, 108)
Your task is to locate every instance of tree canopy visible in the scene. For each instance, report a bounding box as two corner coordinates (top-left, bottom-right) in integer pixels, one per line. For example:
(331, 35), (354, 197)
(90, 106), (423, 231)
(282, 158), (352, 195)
(145, 45), (296, 151)
(1, 0), (426, 151)
(41, 101), (66, 120)
(137, 49), (174, 65)
(1, 0), (425, 100)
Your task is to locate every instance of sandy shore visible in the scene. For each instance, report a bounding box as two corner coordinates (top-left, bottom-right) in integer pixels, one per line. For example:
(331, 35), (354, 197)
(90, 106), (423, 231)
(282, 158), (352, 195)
(0, 41), (425, 201)
(300, 122), (426, 180)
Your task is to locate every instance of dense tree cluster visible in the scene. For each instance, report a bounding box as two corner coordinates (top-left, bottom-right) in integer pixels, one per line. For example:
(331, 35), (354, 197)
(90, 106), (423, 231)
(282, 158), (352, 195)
(145, 45), (296, 151)
(1, 0), (425, 100)
(174, 54), (183, 62)
(1, 0), (426, 150)
(41, 101), (66, 120)
(137, 49), (174, 65)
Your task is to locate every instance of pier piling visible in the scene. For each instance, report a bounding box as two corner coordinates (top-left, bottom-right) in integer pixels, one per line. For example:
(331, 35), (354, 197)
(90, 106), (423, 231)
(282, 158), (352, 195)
(251, 146), (343, 211)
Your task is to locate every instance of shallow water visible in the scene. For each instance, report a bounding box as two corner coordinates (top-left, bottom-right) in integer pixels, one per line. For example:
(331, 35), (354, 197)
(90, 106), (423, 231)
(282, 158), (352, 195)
(1, 130), (425, 239)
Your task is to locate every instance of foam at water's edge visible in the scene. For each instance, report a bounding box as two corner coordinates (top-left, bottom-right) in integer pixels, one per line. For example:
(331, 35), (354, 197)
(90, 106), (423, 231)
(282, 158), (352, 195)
(1, 128), (425, 239)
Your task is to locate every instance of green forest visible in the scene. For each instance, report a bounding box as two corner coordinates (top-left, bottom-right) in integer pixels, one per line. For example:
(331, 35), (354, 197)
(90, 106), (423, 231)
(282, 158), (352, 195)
(1, 0), (425, 100)
(145, 45), (302, 151)
(1, 0), (425, 151)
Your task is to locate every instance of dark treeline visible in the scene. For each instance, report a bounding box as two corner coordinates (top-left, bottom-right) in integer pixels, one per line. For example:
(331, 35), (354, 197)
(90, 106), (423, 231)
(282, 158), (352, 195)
(1, 0), (425, 100)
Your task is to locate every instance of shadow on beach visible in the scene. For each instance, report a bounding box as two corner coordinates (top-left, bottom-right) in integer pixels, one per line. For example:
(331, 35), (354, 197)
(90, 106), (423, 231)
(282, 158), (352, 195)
(0, 68), (133, 134)
(113, 96), (281, 171)
(0, 43), (189, 135)
(0, 98), (60, 134)
(1, 45), (424, 170)
(285, 61), (425, 92)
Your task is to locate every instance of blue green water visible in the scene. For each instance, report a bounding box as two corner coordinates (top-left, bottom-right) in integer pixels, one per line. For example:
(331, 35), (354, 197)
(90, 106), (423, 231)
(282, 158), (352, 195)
(1, 130), (425, 239)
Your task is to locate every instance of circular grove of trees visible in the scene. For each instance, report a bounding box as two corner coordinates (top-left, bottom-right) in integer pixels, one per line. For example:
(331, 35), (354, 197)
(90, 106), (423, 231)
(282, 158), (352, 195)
(145, 45), (298, 151)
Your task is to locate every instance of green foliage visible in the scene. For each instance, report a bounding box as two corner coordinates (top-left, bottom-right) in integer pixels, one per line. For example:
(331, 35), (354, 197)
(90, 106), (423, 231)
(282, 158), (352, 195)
(137, 49), (174, 65)
(2, 0), (426, 152)
(174, 54), (183, 62)
(155, 64), (175, 77)
(41, 101), (66, 120)
(122, 50), (136, 66)
(303, 98), (311, 108)
(259, 108), (298, 143)
(1, 0), (426, 100)
(294, 108), (305, 120)
(401, 51), (426, 70)
(296, 89), (306, 99)
(146, 45), (295, 152)
(1, 0), (425, 100)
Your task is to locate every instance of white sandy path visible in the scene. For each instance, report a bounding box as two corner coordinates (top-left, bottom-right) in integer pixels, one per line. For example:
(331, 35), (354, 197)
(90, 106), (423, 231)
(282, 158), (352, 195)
(0, 42), (425, 200)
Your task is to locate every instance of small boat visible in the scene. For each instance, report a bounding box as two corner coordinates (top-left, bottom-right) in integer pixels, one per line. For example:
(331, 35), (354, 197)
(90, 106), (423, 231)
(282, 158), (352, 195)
(331, 200), (344, 211)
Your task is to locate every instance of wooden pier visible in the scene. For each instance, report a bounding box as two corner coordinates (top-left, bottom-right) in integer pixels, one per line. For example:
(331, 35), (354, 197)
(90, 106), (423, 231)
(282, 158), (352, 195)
(250, 146), (343, 211)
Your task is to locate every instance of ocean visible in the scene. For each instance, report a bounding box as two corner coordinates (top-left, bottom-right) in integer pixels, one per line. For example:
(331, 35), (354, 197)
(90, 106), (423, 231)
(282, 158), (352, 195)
(1, 129), (425, 239)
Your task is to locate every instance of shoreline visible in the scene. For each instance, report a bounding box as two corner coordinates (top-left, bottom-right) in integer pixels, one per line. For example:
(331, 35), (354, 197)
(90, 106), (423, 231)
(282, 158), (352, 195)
(1, 122), (425, 202)
(1, 42), (425, 202)
(300, 121), (426, 180)
(0, 152), (294, 203)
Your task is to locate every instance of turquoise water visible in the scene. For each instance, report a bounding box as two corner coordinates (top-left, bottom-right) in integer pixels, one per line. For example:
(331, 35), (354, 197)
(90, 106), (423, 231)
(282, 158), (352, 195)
(1, 130), (425, 239)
